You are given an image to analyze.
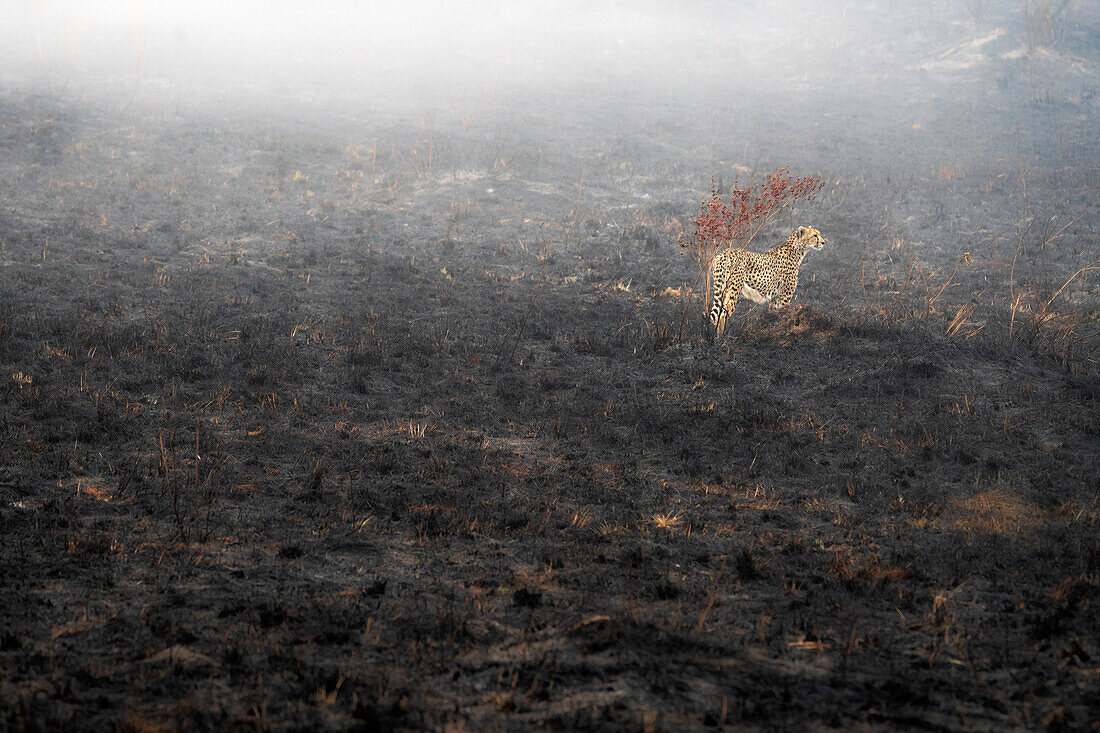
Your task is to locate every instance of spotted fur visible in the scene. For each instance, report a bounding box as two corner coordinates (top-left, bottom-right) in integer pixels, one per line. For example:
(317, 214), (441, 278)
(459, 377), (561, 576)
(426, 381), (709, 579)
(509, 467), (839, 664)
(708, 226), (826, 338)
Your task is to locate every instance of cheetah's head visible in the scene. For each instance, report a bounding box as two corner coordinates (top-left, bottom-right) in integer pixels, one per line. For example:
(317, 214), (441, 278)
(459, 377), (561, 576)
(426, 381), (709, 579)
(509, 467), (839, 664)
(796, 226), (826, 250)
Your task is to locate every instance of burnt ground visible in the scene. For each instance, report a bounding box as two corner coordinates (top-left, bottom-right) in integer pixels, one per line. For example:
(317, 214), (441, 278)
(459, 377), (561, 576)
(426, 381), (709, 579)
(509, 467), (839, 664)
(1, 9), (1099, 732)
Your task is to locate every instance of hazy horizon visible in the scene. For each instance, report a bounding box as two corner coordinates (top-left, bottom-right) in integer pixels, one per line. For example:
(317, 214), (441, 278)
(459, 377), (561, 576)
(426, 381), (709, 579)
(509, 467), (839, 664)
(2, 0), (1069, 116)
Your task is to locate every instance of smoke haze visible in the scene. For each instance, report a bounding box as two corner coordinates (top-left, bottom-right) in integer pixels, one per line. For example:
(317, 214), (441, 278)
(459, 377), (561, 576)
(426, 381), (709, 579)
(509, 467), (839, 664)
(0, 2), (1046, 105)
(3, 2), (1097, 174)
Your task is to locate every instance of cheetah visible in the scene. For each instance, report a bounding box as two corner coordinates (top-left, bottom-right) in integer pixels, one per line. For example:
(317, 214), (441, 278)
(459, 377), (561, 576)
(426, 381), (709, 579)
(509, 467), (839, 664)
(708, 226), (827, 338)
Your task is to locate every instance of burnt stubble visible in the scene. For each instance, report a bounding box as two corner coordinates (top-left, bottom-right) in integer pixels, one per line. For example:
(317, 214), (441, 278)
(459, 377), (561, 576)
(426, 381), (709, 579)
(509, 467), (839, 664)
(1, 3), (1098, 730)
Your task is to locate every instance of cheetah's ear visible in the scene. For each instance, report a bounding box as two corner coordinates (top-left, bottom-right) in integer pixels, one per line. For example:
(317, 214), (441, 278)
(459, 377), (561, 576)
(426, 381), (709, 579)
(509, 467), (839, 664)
(797, 226), (807, 236)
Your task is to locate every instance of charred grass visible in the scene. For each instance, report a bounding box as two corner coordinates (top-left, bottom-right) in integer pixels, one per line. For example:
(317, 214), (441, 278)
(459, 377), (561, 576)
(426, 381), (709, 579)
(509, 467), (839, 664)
(0, 83), (1098, 731)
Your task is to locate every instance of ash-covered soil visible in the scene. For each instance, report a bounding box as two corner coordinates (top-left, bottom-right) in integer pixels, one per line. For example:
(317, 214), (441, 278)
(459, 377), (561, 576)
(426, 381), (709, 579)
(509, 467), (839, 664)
(1, 8), (1099, 731)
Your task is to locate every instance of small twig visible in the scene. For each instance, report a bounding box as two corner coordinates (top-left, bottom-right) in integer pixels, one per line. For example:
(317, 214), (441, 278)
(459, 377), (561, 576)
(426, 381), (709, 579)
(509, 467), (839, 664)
(929, 252), (971, 307)
(1008, 217), (1037, 338)
(493, 262), (545, 369)
(695, 558), (727, 633)
(917, 262), (933, 319)
(860, 254), (868, 311)
(1041, 207), (1091, 249)
(1039, 263), (1099, 314)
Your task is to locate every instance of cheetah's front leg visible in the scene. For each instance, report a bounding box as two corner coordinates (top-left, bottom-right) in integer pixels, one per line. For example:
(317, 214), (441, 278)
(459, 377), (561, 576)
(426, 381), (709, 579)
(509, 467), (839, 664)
(770, 275), (798, 310)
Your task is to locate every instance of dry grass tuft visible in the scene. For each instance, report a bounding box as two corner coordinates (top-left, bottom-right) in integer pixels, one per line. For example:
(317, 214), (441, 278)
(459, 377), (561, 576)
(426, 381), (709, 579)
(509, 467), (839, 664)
(826, 545), (911, 583)
(938, 488), (1044, 534)
(650, 511), (684, 530)
(938, 165), (965, 181)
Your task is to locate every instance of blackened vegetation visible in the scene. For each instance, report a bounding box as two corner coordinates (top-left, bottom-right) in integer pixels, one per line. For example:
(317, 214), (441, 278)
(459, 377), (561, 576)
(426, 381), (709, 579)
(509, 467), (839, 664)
(2, 19), (1100, 733)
